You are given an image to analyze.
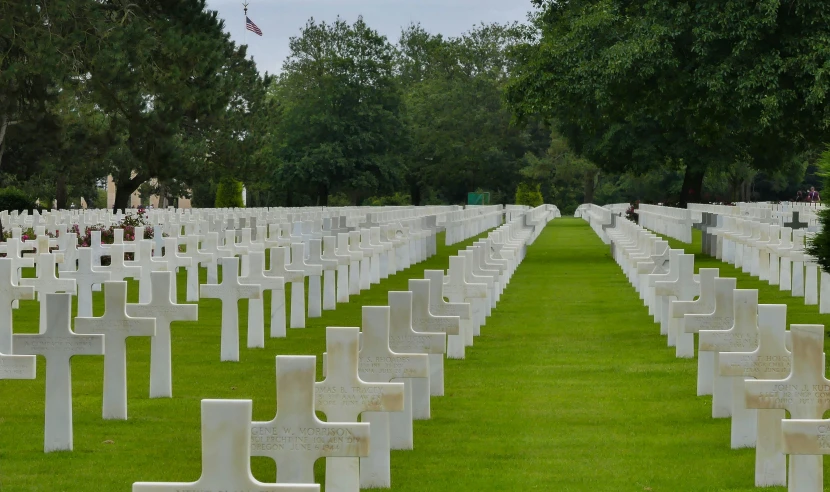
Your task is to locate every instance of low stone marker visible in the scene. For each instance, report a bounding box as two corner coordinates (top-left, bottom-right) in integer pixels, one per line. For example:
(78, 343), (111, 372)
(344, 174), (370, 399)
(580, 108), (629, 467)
(127, 271), (198, 398)
(133, 399), (319, 492)
(13, 293), (104, 451)
(75, 281), (156, 420)
(251, 355), (370, 484)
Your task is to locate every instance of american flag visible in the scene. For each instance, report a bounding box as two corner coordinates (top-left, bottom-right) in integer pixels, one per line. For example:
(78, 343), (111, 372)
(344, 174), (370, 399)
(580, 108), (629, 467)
(246, 16), (262, 36)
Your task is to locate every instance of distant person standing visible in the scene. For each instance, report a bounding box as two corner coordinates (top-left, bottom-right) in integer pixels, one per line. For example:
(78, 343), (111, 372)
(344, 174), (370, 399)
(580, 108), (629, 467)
(795, 190), (804, 202)
(807, 186), (821, 203)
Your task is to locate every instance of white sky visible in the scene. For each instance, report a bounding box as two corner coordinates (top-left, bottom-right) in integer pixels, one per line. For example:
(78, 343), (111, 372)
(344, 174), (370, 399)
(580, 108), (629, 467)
(205, 0), (534, 74)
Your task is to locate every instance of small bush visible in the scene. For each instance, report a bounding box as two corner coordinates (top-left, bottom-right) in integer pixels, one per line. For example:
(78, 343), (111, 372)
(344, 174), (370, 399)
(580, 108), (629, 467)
(807, 208), (830, 273)
(0, 187), (36, 212)
(214, 177), (244, 208)
(515, 183), (544, 207)
(327, 192), (352, 207)
(363, 192), (411, 206)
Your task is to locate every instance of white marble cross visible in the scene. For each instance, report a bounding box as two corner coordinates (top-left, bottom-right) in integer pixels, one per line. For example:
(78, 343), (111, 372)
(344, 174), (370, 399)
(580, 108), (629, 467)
(181, 234), (212, 302)
(127, 271), (198, 398)
(21, 250), (75, 293)
(158, 237), (193, 275)
(443, 256), (487, 336)
(59, 248), (111, 317)
(286, 243), (322, 328)
(200, 256), (261, 361)
(323, 235), (350, 306)
(239, 250), (285, 344)
(267, 246), (305, 331)
(75, 281), (156, 420)
(128, 240), (163, 304)
(684, 276), (737, 397)
(202, 231), (232, 284)
(720, 304), (789, 487)
(358, 305), (429, 489)
(0, 350), (36, 379)
(669, 267), (718, 358)
(0, 258), (35, 354)
(350, 231), (372, 292)
(653, 253), (698, 346)
(747, 324), (829, 492)
(21, 252), (77, 334)
(387, 291), (442, 445)
(424, 269), (471, 359)
(408, 278), (459, 391)
(13, 293), (104, 451)
(307, 238), (337, 314)
(699, 289), (760, 442)
(316, 327), (404, 492)
(100, 244), (142, 283)
(251, 355), (370, 484)
(338, 232), (361, 300)
(133, 399), (319, 492)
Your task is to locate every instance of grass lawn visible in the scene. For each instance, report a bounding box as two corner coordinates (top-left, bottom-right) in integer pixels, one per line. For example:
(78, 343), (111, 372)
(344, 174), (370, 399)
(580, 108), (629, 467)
(0, 218), (824, 491)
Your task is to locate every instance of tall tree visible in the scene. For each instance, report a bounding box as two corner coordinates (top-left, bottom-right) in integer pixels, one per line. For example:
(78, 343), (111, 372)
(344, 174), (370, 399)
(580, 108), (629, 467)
(506, 0), (830, 205)
(269, 17), (405, 206)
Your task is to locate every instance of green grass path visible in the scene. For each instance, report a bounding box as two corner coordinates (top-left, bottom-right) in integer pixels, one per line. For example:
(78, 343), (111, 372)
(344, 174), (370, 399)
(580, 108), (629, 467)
(3, 218), (823, 491)
(390, 218), (790, 491)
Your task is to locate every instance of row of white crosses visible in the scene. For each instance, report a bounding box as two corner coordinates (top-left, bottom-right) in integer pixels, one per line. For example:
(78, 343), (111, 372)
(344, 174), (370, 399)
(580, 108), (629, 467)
(599, 213), (830, 491)
(1, 254), (198, 452)
(130, 211), (551, 492)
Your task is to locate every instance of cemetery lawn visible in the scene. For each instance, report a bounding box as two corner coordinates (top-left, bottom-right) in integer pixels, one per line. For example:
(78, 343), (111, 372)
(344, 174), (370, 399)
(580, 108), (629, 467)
(0, 218), (819, 490)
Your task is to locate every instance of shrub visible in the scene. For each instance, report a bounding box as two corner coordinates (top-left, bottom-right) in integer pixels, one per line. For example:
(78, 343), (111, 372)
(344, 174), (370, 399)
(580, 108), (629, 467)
(0, 187), (36, 212)
(515, 183), (544, 207)
(806, 208), (830, 273)
(363, 192), (411, 206)
(214, 177), (244, 208)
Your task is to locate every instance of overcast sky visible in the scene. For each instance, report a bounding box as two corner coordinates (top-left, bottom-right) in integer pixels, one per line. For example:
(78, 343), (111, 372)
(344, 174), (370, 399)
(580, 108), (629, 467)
(205, 0), (535, 74)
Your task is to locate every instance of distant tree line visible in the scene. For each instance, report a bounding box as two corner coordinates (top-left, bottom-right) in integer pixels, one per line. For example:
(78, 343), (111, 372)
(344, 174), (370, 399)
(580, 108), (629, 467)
(3, 1), (829, 213)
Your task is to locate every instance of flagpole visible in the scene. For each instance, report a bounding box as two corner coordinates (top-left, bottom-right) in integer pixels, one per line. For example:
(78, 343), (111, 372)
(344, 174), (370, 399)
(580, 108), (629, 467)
(243, 1), (248, 45)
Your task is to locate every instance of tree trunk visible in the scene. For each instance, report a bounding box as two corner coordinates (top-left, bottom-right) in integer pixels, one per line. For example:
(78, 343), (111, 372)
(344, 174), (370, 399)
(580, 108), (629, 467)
(679, 164), (706, 207)
(113, 173), (147, 211)
(55, 174), (67, 210)
(318, 183), (328, 206)
(0, 113), (9, 169)
(583, 169), (598, 204)
(410, 184), (422, 206)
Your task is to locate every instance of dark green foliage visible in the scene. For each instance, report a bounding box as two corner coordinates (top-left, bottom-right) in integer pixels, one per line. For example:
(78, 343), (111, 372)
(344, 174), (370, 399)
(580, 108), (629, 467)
(515, 183), (543, 207)
(506, 0), (830, 205)
(0, 187), (35, 212)
(214, 177), (244, 208)
(806, 209), (830, 274)
(363, 192), (411, 206)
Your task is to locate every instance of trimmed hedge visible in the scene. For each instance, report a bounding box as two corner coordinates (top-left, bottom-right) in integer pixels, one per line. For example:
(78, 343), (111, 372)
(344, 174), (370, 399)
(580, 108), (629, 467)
(0, 187), (36, 213)
(214, 177), (244, 208)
